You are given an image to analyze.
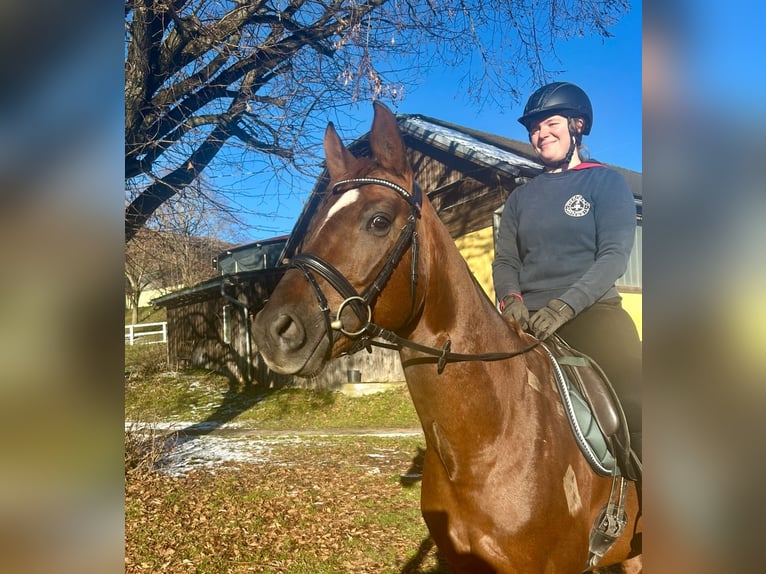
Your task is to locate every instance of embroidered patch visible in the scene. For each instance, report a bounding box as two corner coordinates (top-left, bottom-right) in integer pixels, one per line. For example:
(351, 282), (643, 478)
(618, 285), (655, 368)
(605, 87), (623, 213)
(564, 194), (591, 217)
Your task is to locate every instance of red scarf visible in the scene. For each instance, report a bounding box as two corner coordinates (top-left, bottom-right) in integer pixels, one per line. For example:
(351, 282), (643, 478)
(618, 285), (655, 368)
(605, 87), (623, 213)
(570, 162), (603, 170)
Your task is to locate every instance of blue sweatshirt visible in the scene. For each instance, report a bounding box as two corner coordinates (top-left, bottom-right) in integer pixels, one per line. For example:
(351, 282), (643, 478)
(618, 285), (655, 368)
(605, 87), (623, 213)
(492, 164), (636, 314)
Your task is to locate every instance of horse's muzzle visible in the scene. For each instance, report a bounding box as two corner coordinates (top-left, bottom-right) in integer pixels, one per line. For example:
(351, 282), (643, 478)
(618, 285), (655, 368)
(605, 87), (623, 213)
(253, 304), (329, 376)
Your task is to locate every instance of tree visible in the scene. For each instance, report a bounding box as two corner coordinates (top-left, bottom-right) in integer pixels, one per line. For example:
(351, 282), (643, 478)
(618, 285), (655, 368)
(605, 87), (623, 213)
(150, 184), (238, 287)
(125, 0), (629, 241)
(125, 227), (167, 324)
(125, 187), (235, 322)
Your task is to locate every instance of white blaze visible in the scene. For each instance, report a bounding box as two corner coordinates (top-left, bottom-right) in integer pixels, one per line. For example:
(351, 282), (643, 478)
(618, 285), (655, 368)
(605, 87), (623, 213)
(315, 189), (361, 236)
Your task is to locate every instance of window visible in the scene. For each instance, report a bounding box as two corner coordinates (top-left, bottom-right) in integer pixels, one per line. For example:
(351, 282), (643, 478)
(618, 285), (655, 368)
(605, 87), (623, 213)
(616, 225), (642, 291)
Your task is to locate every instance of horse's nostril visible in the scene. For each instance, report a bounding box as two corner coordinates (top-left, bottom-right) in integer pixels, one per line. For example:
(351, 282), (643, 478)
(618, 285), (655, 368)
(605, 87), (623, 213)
(272, 314), (291, 336)
(271, 313), (306, 350)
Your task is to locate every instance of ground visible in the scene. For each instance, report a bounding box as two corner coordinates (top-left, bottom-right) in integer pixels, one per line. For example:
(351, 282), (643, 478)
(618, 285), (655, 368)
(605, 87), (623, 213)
(125, 424), (451, 573)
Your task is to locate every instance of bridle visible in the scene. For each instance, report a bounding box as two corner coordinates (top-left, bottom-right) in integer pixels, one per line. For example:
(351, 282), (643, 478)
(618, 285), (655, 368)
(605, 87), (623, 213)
(290, 176), (422, 341)
(290, 177), (539, 373)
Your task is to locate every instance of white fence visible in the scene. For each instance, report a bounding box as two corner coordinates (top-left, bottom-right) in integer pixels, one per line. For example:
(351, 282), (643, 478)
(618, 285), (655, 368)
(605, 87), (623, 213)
(125, 321), (167, 345)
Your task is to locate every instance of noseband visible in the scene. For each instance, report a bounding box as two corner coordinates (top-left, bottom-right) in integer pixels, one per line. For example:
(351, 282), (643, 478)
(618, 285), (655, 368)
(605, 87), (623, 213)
(290, 177), (539, 372)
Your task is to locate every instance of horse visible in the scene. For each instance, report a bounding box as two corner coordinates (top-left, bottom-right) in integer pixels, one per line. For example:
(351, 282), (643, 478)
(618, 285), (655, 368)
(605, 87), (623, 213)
(252, 102), (642, 573)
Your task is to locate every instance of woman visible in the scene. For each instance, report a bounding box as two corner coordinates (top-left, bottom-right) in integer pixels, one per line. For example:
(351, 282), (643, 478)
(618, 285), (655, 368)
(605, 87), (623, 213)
(492, 81), (642, 459)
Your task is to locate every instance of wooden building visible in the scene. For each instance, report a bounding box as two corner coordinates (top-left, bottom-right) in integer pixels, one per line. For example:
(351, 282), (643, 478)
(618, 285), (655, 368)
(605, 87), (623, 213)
(153, 113), (642, 387)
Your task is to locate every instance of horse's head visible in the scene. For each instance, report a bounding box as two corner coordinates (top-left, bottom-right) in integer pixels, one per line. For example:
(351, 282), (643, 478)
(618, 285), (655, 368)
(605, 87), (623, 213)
(253, 102), (426, 376)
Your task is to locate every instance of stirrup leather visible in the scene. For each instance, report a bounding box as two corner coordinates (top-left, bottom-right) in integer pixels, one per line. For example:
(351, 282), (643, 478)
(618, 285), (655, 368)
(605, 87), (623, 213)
(586, 474), (628, 570)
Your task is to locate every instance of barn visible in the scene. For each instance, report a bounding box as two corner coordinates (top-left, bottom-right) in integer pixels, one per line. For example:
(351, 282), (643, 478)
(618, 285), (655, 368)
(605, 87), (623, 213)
(153, 113), (642, 388)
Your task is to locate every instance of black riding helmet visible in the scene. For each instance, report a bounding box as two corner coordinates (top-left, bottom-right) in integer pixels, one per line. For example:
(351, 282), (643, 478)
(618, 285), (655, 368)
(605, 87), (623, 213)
(517, 82), (593, 135)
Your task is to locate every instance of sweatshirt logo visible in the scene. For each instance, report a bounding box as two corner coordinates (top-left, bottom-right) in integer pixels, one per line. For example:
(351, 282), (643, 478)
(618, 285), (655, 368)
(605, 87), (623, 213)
(564, 194), (590, 217)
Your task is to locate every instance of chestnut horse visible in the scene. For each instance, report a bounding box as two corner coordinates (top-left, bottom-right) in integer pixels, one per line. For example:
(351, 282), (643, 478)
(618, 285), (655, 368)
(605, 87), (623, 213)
(253, 102), (642, 573)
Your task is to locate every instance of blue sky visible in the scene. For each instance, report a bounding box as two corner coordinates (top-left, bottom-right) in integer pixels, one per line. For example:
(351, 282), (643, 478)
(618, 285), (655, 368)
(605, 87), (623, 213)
(219, 3), (642, 240)
(357, 4), (642, 171)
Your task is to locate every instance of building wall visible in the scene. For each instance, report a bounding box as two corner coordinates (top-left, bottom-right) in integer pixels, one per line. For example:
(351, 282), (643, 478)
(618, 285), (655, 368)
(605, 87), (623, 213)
(454, 226), (496, 301)
(162, 275), (405, 388)
(166, 297), (244, 377)
(303, 348), (404, 388)
(619, 293), (642, 340)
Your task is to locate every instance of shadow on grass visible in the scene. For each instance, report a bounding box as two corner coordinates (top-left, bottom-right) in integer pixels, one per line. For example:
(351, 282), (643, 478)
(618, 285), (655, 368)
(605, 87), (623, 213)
(155, 368), (329, 473)
(401, 536), (452, 573)
(399, 448), (452, 573)
(400, 446), (425, 487)
(174, 366), (337, 437)
(175, 378), (269, 436)
(149, 366), (453, 572)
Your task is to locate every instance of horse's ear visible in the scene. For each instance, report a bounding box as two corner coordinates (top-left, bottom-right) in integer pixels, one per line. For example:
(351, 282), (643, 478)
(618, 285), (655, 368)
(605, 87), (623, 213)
(370, 101), (410, 177)
(324, 121), (358, 180)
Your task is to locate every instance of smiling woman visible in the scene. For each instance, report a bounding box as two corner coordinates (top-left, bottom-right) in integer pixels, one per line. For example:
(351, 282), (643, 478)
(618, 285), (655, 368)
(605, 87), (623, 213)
(494, 81), (643, 467)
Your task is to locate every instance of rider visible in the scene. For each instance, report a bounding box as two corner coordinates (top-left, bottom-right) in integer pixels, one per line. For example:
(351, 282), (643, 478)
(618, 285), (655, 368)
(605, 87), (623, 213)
(492, 81), (642, 460)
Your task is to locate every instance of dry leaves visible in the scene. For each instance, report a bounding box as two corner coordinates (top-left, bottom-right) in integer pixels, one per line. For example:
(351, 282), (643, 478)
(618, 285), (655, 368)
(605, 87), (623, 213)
(125, 437), (448, 573)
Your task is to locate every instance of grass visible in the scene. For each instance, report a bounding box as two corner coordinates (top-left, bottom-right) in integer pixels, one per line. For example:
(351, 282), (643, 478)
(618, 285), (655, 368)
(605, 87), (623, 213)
(125, 345), (420, 430)
(124, 343), (448, 573)
(125, 435), (445, 573)
(125, 305), (167, 325)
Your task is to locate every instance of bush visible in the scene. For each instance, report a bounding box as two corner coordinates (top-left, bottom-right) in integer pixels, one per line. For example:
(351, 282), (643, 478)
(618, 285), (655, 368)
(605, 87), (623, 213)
(125, 343), (168, 379)
(124, 422), (175, 478)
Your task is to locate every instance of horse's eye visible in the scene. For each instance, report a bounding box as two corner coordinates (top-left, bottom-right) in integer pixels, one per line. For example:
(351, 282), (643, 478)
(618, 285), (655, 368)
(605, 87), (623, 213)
(368, 214), (392, 235)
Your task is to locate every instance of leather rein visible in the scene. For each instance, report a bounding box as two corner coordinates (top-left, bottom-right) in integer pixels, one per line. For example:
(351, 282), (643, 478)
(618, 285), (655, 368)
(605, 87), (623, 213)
(289, 177), (539, 373)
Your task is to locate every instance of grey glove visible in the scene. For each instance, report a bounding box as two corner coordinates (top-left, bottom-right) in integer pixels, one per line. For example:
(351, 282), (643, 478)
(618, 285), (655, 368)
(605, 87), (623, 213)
(500, 294), (529, 329)
(529, 299), (574, 340)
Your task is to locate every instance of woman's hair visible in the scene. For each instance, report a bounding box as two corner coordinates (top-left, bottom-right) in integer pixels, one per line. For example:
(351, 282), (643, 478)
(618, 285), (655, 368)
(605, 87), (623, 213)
(568, 117), (590, 159)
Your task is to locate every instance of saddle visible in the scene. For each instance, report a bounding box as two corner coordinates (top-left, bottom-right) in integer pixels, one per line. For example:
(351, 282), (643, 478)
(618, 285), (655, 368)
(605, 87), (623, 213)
(543, 335), (641, 482)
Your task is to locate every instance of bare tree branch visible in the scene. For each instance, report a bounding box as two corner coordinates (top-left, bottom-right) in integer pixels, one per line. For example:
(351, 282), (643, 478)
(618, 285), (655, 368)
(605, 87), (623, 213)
(125, 0), (630, 241)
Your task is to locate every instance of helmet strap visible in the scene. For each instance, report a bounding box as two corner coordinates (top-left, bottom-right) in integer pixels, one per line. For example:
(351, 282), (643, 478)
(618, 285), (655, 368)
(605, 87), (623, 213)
(544, 129), (578, 171)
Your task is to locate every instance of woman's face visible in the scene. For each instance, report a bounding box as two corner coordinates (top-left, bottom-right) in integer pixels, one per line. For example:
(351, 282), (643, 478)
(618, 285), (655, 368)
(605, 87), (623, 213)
(528, 114), (574, 165)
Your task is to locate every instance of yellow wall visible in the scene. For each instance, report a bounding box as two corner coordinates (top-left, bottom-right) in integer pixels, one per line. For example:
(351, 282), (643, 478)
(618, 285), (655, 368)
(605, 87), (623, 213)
(453, 226), (497, 301)
(126, 286), (178, 309)
(454, 226), (642, 340)
(618, 292), (642, 340)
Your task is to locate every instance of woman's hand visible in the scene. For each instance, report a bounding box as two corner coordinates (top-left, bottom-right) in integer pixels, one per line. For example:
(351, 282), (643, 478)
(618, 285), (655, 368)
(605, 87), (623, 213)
(530, 299), (574, 339)
(500, 294), (530, 329)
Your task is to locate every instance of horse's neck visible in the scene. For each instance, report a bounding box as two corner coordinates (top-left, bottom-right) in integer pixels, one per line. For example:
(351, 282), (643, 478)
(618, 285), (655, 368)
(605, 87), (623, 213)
(410, 222), (513, 355)
(398, 209), (536, 419)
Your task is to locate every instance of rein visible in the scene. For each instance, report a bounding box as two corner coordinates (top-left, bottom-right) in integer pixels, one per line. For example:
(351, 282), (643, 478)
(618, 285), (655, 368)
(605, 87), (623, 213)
(364, 323), (540, 374)
(290, 177), (540, 373)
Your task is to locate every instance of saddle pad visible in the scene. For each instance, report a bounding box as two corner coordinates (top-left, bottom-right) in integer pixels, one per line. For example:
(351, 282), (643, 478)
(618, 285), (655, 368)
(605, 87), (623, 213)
(541, 345), (617, 476)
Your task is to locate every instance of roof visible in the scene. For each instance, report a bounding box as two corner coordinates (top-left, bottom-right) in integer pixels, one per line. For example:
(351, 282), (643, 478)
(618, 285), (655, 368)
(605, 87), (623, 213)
(215, 235), (289, 275)
(151, 268), (285, 308)
(402, 113), (642, 199)
(399, 114), (543, 176)
(217, 234), (289, 256)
